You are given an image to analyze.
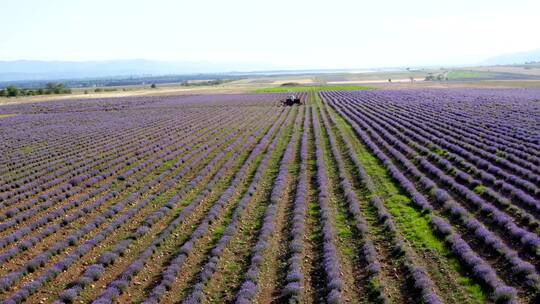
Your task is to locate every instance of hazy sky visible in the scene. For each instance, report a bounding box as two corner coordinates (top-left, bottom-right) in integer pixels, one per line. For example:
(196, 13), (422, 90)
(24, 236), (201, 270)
(1, 0), (539, 69)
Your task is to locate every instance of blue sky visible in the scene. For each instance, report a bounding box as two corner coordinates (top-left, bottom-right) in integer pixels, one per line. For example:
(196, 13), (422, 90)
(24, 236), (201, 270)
(0, 0), (539, 69)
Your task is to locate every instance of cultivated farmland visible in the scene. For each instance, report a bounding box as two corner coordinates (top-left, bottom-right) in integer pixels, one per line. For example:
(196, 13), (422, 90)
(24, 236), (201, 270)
(0, 89), (539, 304)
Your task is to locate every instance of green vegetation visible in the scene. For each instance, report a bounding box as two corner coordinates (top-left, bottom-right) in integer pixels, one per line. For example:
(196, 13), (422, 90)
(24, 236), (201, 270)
(0, 114), (17, 119)
(0, 82), (72, 97)
(181, 79), (232, 86)
(434, 148), (448, 156)
(425, 70), (495, 81)
(94, 87), (119, 92)
(2, 86), (19, 97)
(447, 71), (491, 80)
(205, 108), (298, 304)
(424, 73), (448, 81)
(473, 185), (486, 195)
(254, 85), (373, 93)
(324, 101), (485, 303)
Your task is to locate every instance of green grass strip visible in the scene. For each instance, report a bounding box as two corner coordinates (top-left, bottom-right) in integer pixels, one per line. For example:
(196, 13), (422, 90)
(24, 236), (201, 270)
(321, 97), (485, 303)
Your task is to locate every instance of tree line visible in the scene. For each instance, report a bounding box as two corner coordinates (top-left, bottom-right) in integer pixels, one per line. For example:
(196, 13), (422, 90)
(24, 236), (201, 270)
(0, 82), (71, 97)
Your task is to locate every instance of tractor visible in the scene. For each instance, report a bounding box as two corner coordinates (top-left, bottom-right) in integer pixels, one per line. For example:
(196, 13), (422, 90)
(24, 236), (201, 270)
(280, 94), (303, 106)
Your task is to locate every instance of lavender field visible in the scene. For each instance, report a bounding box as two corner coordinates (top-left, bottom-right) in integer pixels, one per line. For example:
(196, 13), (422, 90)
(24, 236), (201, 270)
(0, 89), (539, 304)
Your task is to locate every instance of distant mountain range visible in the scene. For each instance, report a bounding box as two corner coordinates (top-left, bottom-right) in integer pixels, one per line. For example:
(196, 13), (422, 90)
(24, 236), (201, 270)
(482, 49), (540, 65)
(1, 49), (540, 82)
(0, 59), (276, 82)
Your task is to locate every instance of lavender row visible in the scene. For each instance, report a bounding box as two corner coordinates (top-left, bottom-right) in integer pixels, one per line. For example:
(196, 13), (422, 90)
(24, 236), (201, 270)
(332, 89), (539, 155)
(0, 108), (270, 300)
(396, 92), (540, 158)
(317, 105), (389, 302)
(0, 112), (194, 191)
(311, 106), (343, 304)
(329, 98), (540, 283)
(0, 94), (288, 180)
(0, 135), (207, 297)
(0, 119), (182, 206)
(356, 96), (540, 196)
(3, 107), (215, 204)
(400, 103), (540, 179)
(0, 105), (278, 304)
(282, 106), (310, 302)
(0, 110), (264, 266)
(0, 107), (242, 214)
(334, 99), (540, 255)
(0, 108), (226, 207)
(322, 90), (540, 181)
(0, 109), (205, 186)
(234, 104), (302, 304)
(325, 91), (540, 196)
(54, 108), (269, 304)
(96, 107), (293, 304)
(349, 97), (540, 199)
(372, 92), (540, 177)
(320, 103), (444, 303)
(0, 95), (231, 169)
(177, 108), (296, 304)
(0, 113), (228, 236)
(378, 98), (540, 187)
(1, 95), (274, 192)
(324, 97), (522, 302)
(341, 100), (540, 227)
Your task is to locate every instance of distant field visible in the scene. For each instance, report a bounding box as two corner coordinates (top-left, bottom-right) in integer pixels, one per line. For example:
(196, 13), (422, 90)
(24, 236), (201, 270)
(469, 64), (540, 76)
(3, 66), (540, 107)
(447, 70), (492, 80)
(254, 85), (374, 92)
